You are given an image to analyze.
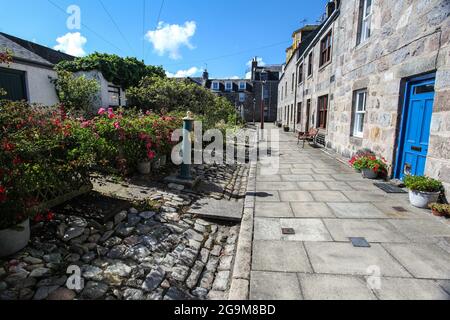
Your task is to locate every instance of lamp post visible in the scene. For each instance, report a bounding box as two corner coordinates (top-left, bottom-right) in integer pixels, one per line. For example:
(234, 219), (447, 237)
(253, 98), (256, 125)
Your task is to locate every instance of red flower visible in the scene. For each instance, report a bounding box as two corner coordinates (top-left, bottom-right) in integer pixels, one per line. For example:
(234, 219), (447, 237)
(34, 213), (44, 223)
(147, 150), (156, 160)
(2, 141), (15, 152)
(0, 185), (7, 203)
(46, 211), (55, 221)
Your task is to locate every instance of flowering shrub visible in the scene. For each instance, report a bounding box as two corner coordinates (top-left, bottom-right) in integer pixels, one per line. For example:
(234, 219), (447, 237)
(404, 175), (443, 193)
(0, 101), (93, 229)
(350, 154), (388, 174)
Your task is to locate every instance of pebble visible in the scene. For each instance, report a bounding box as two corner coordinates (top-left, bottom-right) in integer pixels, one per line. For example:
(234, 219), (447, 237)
(47, 288), (76, 300)
(23, 256), (43, 265)
(82, 252), (96, 263)
(139, 211), (156, 220)
(29, 267), (51, 278)
(123, 288), (144, 300)
(63, 227), (85, 242)
(114, 211), (128, 225)
(81, 281), (109, 300)
(142, 267), (165, 292)
(33, 285), (59, 300)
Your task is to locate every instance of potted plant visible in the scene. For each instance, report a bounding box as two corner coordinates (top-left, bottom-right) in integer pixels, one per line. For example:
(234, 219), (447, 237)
(404, 175), (443, 208)
(283, 125), (290, 132)
(429, 203), (450, 217)
(350, 155), (387, 179)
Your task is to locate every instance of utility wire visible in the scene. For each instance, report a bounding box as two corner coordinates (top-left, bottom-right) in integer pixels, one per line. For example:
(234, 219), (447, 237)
(97, 0), (136, 56)
(47, 0), (126, 54)
(165, 40), (290, 67)
(144, 0), (166, 62)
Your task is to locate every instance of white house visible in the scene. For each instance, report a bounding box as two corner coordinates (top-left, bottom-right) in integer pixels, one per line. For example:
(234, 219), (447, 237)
(0, 32), (125, 111)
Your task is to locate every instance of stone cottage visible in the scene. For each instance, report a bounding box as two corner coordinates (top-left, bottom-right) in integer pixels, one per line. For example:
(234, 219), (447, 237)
(278, 0), (450, 194)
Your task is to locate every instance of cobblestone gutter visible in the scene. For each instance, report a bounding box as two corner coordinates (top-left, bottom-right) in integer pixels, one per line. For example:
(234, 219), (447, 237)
(0, 163), (248, 301)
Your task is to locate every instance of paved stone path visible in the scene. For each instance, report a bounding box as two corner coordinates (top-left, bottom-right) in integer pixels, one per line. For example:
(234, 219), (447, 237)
(250, 124), (450, 300)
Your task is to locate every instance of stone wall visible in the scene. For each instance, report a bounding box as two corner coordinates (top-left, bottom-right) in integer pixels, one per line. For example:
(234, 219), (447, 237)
(278, 0), (450, 195)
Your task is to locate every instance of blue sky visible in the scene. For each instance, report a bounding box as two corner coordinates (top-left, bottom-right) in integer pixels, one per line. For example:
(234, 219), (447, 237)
(0, 0), (328, 79)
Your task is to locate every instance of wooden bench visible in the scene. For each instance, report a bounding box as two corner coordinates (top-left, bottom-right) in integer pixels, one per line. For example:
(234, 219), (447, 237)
(297, 128), (319, 148)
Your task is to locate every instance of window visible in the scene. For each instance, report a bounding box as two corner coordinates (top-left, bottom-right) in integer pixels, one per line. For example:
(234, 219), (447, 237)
(225, 81), (233, 91)
(320, 31), (333, 67)
(239, 93), (246, 102)
(308, 52), (313, 77)
(298, 63), (304, 84)
(212, 81), (220, 91)
(239, 81), (246, 90)
(108, 86), (121, 106)
(292, 73), (295, 92)
(281, 86), (284, 100)
(291, 104), (294, 123)
(285, 82), (287, 97)
(352, 89), (367, 137)
(297, 102), (302, 124)
(0, 68), (27, 101)
(318, 95), (328, 128)
(358, 0), (372, 44)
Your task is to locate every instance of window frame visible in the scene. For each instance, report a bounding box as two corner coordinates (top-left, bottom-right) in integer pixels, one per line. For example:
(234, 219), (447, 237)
(225, 81), (233, 91)
(108, 85), (121, 106)
(352, 89), (367, 138)
(298, 63), (304, 85)
(239, 81), (246, 91)
(308, 52), (313, 77)
(358, 0), (372, 45)
(212, 81), (220, 91)
(319, 31), (333, 67)
(318, 95), (329, 129)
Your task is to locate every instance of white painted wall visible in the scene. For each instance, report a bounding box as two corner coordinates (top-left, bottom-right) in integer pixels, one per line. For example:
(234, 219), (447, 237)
(1, 61), (59, 106)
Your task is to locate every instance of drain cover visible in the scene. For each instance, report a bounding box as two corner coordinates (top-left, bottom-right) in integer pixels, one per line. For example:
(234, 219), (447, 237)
(350, 237), (371, 248)
(393, 206), (408, 212)
(374, 183), (407, 194)
(282, 228), (295, 235)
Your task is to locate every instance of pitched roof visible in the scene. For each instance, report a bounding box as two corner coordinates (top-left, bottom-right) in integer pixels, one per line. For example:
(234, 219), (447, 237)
(0, 32), (75, 65)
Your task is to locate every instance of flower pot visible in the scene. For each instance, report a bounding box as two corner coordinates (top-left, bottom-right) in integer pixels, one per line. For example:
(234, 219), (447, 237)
(409, 190), (440, 209)
(283, 127), (290, 132)
(431, 209), (447, 217)
(159, 155), (167, 167)
(137, 161), (151, 175)
(361, 168), (378, 179)
(0, 219), (30, 258)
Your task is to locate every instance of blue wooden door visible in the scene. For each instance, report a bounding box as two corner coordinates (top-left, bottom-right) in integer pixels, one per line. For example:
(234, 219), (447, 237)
(397, 78), (435, 180)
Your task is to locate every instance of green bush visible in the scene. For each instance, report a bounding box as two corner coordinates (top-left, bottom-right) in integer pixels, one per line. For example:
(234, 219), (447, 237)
(126, 76), (239, 131)
(52, 70), (100, 116)
(56, 53), (165, 89)
(404, 175), (443, 193)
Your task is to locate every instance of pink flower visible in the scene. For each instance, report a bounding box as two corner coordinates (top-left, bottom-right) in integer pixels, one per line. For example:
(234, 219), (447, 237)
(98, 108), (106, 115)
(147, 151), (156, 160)
(108, 108), (115, 119)
(114, 122), (121, 130)
(81, 121), (91, 128)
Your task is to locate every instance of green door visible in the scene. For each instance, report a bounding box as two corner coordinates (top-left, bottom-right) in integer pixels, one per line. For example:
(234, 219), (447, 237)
(0, 68), (27, 101)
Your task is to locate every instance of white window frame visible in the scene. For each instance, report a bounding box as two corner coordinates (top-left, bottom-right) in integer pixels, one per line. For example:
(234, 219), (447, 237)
(108, 85), (121, 106)
(212, 81), (220, 91)
(361, 0), (372, 43)
(239, 81), (246, 90)
(353, 89), (367, 138)
(225, 81), (233, 91)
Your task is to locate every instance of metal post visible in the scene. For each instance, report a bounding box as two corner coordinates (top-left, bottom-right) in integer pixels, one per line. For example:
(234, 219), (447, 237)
(179, 111), (194, 180)
(253, 98), (256, 125)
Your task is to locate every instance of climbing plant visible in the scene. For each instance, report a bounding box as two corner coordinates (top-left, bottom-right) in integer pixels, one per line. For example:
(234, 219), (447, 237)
(55, 53), (165, 89)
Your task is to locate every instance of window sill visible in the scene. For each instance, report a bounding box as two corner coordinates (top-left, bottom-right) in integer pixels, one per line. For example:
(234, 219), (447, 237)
(319, 60), (332, 72)
(355, 39), (371, 51)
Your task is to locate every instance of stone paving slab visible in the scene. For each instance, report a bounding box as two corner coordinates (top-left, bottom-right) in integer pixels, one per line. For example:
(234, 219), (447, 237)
(281, 175), (315, 182)
(253, 191), (280, 202)
(256, 182), (299, 191)
(188, 198), (243, 222)
(250, 272), (302, 300)
(254, 218), (281, 241)
(297, 182), (329, 191)
(256, 175), (282, 182)
(252, 240), (313, 273)
(342, 191), (388, 202)
(387, 219), (450, 243)
(323, 219), (410, 243)
(255, 202), (294, 218)
(372, 277), (450, 300)
(327, 202), (388, 219)
(324, 181), (354, 191)
(280, 219), (333, 242)
(312, 174), (336, 181)
(298, 273), (377, 300)
(311, 191), (350, 203)
(382, 243), (450, 280)
(290, 202), (336, 218)
(304, 242), (411, 278)
(280, 191), (314, 202)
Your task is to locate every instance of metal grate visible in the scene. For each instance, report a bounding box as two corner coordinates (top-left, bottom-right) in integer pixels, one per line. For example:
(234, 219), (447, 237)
(374, 183), (407, 194)
(282, 228), (296, 235)
(350, 237), (371, 248)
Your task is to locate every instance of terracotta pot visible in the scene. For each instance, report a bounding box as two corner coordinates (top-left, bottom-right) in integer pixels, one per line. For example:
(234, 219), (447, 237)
(431, 209), (446, 217)
(0, 219), (30, 258)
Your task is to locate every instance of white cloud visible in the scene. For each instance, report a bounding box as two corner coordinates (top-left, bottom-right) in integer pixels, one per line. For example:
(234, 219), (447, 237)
(229, 76), (240, 80)
(246, 57), (266, 68)
(146, 21), (196, 60)
(54, 32), (87, 57)
(245, 72), (252, 79)
(166, 66), (200, 78)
